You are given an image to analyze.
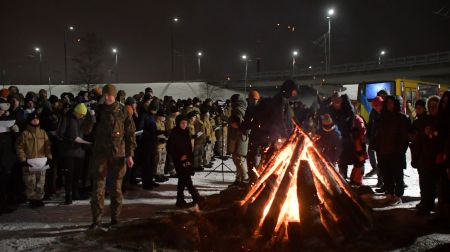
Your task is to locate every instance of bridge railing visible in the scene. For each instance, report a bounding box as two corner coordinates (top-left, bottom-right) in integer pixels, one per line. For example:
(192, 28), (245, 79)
(243, 51), (450, 81)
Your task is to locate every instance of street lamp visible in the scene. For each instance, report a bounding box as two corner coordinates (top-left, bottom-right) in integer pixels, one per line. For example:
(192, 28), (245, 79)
(242, 54), (249, 93)
(64, 25), (75, 85)
(292, 50), (299, 75)
(197, 51), (202, 74)
(326, 8), (335, 73)
(170, 17), (180, 82)
(379, 50), (386, 65)
(34, 47), (42, 84)
(112, 48), (119, 82)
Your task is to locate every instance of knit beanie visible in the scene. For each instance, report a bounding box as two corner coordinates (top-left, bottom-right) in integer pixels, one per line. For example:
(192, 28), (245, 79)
(102, 84), (118, 97)
(74, 103), (88, 116)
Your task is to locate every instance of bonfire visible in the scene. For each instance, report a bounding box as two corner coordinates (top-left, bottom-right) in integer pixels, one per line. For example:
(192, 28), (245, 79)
(240, 123), (373, 242)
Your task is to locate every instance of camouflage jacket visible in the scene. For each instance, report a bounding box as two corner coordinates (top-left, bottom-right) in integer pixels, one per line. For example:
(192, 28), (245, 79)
(16, 125), (52, 162)
(93, 102), (137, 158)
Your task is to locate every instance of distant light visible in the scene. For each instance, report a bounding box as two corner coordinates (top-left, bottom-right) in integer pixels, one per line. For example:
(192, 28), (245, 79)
(112, 48), (118, 53)
(69, 26), (74, 30)
(35, 47), (40, 52)
(242, 54), (247, 60)
(197, 52), (202, 57)
(277, 23), (280, 26)
(380, 50), (386, 55)
(292, 50), (298, 56)
(308, 66), (312, 69)
(328, 8), (335, 16)
(173, 17), (179, 22)
(77, 38), (81, 42)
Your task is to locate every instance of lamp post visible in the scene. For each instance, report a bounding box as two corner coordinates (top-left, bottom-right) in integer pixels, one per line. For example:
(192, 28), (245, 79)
(34, 47), (42, 84)
(112, 48), (119, 82)
(378, 50), (386, 65)
(64, 25), (75, 84)
(292, 50), (298, 76)
(326, 8), (335, 73)
(170, 17), (179, 82)
(197, 51), (202, 74)
(242, 54), (249, 93)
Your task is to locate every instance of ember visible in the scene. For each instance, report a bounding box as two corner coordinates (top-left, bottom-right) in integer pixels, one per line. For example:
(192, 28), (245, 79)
(241, 123), (373, 242)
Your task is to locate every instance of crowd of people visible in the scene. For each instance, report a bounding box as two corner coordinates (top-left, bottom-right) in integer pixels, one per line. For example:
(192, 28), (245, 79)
(0, 80), (449, 228)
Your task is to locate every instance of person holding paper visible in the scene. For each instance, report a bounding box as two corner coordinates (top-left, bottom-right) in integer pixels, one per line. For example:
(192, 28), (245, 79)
(0, 98), (19, 214)
(56, 103), (94, 204)
(15, 112), (52, 208)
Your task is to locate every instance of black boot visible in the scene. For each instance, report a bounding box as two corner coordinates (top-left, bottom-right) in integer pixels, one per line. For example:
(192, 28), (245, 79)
(176, 199), (188, 208)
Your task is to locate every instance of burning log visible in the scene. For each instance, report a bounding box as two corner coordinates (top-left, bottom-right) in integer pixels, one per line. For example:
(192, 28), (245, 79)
(240, 123), (373, 243)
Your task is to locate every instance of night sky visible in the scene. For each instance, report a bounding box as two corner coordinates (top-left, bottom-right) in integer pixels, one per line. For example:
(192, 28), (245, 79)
(1, 0), (449, 84)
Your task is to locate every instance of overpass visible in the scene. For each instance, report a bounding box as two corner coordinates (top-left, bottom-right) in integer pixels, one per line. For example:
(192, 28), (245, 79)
(214, 51), (450, 96)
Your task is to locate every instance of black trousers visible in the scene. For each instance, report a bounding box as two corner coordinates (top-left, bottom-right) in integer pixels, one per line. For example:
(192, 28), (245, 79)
(174, 163), (199, 201)
(64, 157), (83, 201)
(378, 153), (404, 197)
(417, 164), (438, 210)
(141, 146), (155, 187)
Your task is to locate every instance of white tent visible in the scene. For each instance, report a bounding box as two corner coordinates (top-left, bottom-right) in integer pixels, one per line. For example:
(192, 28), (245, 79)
(8, 82), (244, 100)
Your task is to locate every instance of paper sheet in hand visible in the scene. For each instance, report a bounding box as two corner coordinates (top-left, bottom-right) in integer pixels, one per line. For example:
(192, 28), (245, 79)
(0, 120), (15, 133)
(135, 130), (143, 136)
(27, 157), (50, 172)
(74, 137), (93, 144)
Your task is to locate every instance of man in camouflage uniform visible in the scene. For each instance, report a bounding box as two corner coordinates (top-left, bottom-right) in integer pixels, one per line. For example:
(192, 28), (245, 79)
(90, 84), (136, 228)
(200, 107), (213, 168)
(193, 112), (206, 171)
(155, 110), (168, 182)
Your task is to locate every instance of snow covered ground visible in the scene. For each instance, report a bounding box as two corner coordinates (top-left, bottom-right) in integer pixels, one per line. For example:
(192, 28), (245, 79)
(1, 152), (450, 251)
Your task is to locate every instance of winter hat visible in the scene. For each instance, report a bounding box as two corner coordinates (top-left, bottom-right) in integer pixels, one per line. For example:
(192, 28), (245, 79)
(169, 105), (179, 114)
(280, 79), (298, 98)
(321, 113), (334, 126)
(248, 89), (261, 101)
(49, 95), (59, 104)
(200, 104), (210, 115)
(142, 93), (152, 103)
(149, 98), (160, 112)
(0, 89), (9, 99)
(125, 97), (136, 105)
(74, 103), (88, 116)
(321, 114), (335, 131)
(0, 99), (10, 111)
(156, 109), (166, 117)
(371, 96), (384, 108)
(145, 87), (153, 94)
(27, 111), (40, 124)
(176, 114), (188, 126)
(193, 97), (200, 105)
(102, 84), (118, 97)
(187, 111), (198, 119)
(415, 99), (426, 108)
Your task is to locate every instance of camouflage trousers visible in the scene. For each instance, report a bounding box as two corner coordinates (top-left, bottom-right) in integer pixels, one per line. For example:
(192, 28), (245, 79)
(155, 147), (167, 176)
(193, 144), (204, 169)
(22, 167), (46, 201)
(203, 142), (214, 165)
(90, 156), (126, 223)
(232, 154), (248, 182)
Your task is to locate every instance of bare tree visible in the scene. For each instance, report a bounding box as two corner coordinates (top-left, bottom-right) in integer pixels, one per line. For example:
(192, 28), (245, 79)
(72, 32), (106, 90)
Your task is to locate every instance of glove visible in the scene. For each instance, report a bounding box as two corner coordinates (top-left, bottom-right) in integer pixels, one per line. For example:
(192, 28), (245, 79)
(21, 161), (31, 168)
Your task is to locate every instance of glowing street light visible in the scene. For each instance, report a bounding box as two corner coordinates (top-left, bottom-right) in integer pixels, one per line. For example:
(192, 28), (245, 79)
(112, 48), (119, 82)
(197, 51), (203, 74)
(326, 8), (335, 73)
(242, 54), (249, 92)
(292, 50), (299, 75)
(64, 25), (75, 84)
(379, 50), (386, 64)
(34, 47), (42, 84)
